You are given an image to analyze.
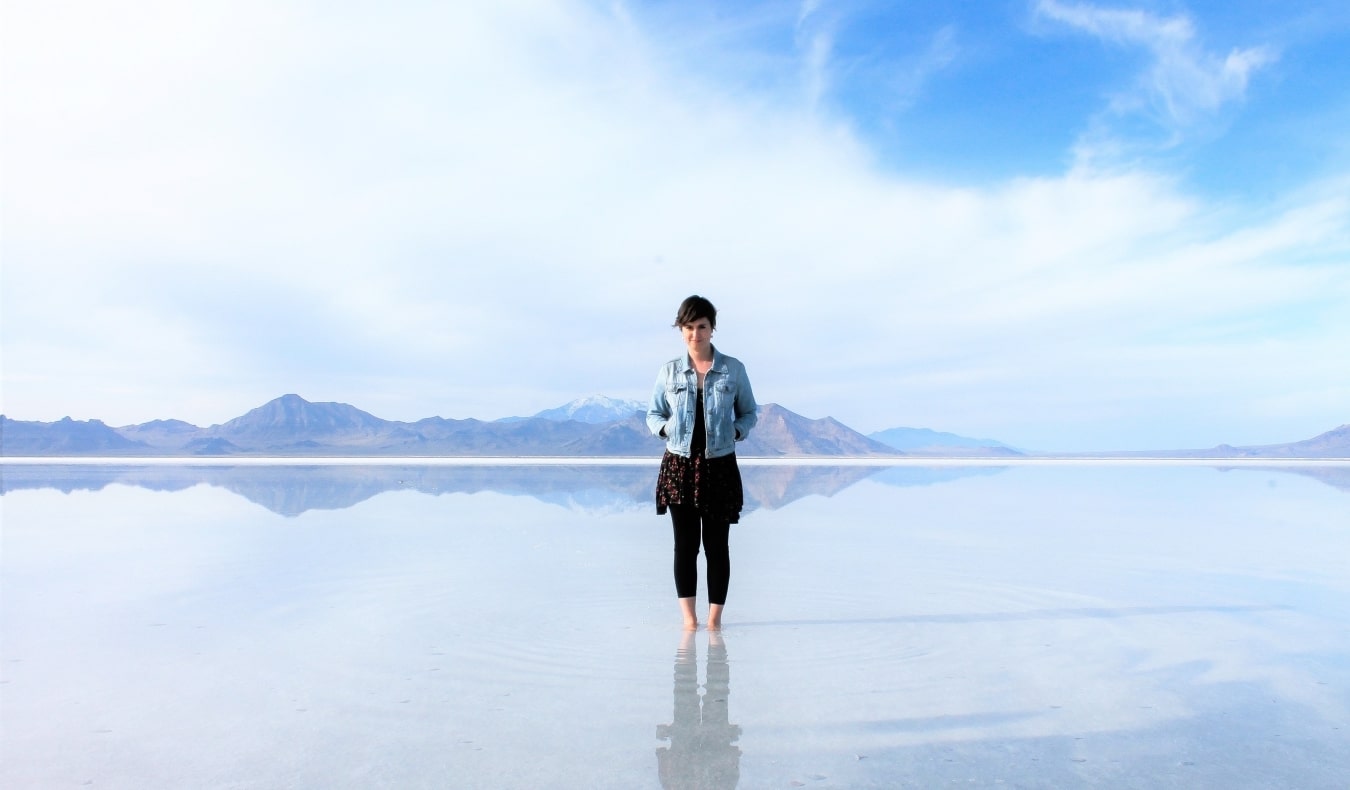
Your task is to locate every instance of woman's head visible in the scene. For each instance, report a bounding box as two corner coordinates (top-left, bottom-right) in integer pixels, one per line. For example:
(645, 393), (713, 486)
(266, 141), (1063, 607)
(673, 295), (717, 330)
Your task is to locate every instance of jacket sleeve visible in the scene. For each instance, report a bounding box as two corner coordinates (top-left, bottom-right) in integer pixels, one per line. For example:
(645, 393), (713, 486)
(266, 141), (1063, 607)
(646, 365), (673, 438)
(732, 363), (758, 441)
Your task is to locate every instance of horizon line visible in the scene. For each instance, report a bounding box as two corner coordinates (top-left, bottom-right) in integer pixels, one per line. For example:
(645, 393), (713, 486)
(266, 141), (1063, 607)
(2, 456), (1348, 467)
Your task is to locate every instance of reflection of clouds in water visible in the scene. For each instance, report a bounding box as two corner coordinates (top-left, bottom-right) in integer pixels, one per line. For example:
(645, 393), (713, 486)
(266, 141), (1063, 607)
(727, 599), (1349, 780)
(657, 632), (741, 790)
(735, 613), (1350, 785)
(782, 662), (1350, 788)
(733, 602), (1292, 628)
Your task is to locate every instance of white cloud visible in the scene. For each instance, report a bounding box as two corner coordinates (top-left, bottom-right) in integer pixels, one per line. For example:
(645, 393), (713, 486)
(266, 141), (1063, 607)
(1035, 0), (1277, 155)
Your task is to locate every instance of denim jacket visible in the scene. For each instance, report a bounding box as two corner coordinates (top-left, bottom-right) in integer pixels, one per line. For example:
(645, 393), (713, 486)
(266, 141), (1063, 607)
(647, 347), (758, 459)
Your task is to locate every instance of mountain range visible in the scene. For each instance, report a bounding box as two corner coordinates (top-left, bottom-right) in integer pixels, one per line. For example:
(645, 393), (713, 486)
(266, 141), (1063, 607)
(0, 394), (903, 457)
(1, 394), (1347, 458)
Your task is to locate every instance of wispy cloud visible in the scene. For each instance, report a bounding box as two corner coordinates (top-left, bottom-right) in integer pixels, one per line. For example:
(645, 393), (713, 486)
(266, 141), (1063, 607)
(799, 23), (835, 111)
(888, 24), (959, 112)
(797, 0), (826, 29)
(1035, 0), (1277, 158)
(794, 2), (960, 118)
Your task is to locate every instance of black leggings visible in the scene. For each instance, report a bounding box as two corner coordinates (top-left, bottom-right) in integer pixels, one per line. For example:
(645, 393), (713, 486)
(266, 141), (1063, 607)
(669, 504), (731, 605)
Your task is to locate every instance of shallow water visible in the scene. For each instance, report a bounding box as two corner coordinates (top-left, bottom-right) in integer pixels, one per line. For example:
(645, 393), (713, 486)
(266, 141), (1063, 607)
(2, 463), (1348, 788)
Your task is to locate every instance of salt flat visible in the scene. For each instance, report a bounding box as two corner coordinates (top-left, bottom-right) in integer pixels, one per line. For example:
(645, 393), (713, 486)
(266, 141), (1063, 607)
(2, 463), (1347, 788)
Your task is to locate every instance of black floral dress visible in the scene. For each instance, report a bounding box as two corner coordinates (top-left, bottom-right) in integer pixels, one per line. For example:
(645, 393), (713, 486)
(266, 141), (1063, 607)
(655, 388), (745, 524)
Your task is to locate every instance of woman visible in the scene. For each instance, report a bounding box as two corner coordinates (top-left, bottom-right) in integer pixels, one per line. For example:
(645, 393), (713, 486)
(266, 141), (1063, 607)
(647, 295), (758, 630)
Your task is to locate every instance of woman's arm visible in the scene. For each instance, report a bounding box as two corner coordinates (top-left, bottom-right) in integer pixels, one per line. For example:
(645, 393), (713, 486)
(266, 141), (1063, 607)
(732, 365), (758, 441)
(646, 366), (673, 438)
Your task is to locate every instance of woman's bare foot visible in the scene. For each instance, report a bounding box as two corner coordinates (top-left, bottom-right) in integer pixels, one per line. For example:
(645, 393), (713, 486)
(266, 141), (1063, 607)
(707, 603), (724, 631)
(679, 597), (699, 630)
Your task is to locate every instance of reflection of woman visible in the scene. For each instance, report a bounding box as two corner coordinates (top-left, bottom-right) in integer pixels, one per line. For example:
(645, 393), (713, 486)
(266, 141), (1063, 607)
(647, 296), (758, 631)
(656, 632), (742, 789)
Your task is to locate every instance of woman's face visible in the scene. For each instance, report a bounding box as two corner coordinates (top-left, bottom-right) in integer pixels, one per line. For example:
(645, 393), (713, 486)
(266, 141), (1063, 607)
(681, 317), (713, 356)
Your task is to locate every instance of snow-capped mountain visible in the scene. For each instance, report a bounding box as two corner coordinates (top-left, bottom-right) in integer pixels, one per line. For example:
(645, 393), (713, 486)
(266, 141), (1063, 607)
(525, 395), (645, 424)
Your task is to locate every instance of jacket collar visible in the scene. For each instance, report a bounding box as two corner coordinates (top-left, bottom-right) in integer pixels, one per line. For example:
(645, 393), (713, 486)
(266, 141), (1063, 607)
(681, 345), (726, 374)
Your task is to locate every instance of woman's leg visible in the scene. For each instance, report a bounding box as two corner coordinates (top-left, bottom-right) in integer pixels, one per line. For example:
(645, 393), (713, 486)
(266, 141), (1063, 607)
(678, 597), (699, 631)
(670, 505), (702, 629)
(703, 517), (731, 627)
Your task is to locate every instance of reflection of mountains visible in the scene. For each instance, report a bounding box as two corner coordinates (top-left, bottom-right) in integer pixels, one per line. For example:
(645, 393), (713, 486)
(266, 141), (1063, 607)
(1218, 465), (1350, 494)
(0, 463), (973, 517)
(867, 465), (1007, 488)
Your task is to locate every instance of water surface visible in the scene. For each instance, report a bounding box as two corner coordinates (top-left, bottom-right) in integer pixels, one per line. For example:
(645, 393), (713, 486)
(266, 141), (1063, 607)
(2, 463), (1347, 788)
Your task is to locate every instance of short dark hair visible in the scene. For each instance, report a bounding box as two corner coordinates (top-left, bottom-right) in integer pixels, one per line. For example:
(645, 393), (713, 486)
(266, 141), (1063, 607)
(673, 295), (717, 330)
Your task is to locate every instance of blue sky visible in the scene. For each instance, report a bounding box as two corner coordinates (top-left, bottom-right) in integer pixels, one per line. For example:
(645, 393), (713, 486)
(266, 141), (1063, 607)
(2, 0), (1348, 451)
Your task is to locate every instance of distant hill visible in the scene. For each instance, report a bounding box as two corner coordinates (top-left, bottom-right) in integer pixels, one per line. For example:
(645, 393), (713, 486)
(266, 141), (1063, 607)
(211, 393), (417, 450)
(0, 416), (148, 454)
(1198, 424), (1350, 459)
(403, 414), (602, 455)
(117, 418), (200, 446)
(869, 426), (1022, 456)
(738, 405), (898, 457)
(552, 413), (655, 456)
(1081, 424), (1350, 460)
